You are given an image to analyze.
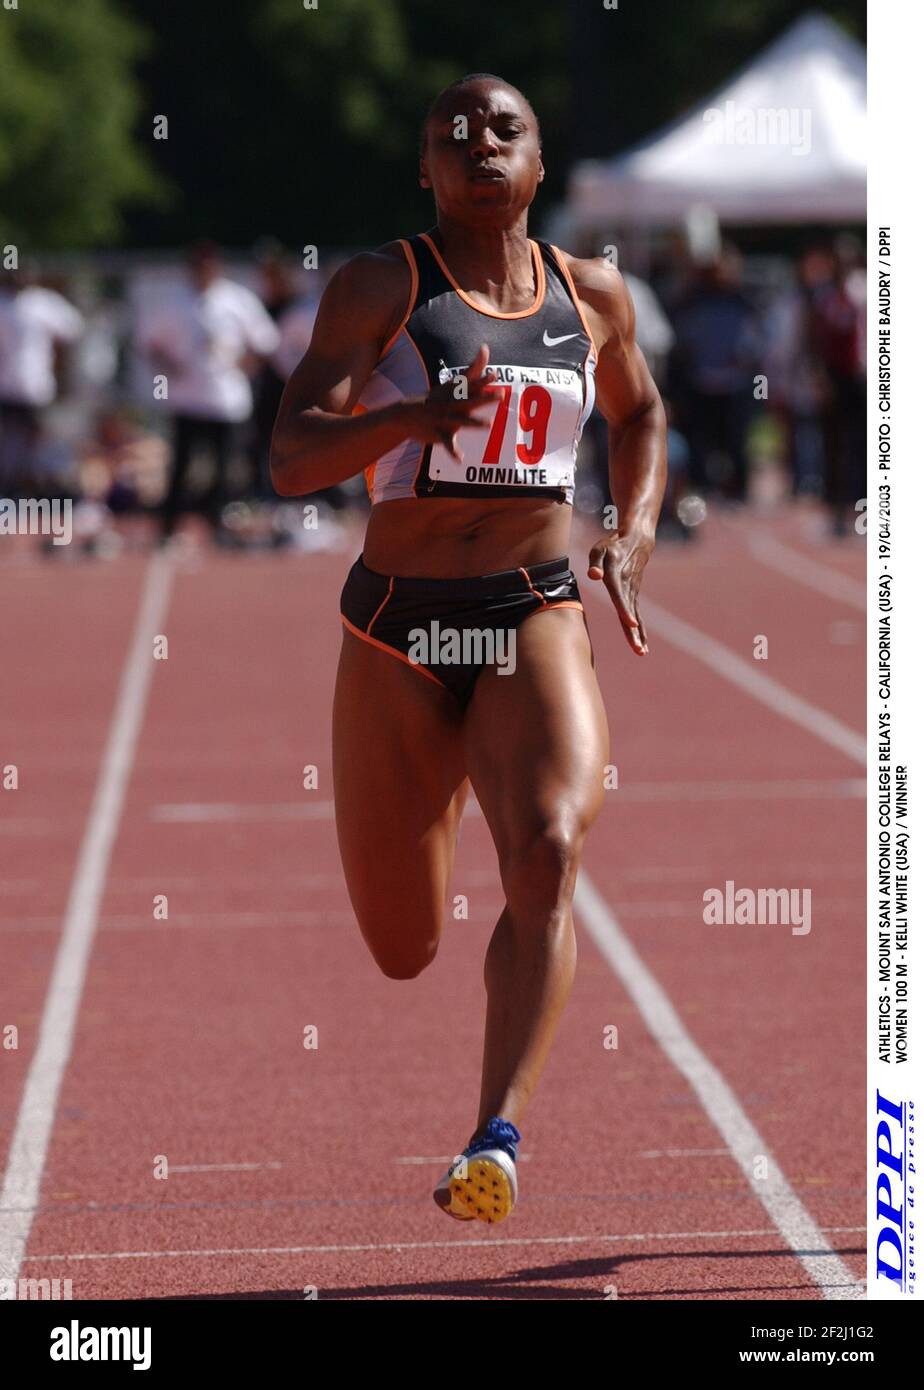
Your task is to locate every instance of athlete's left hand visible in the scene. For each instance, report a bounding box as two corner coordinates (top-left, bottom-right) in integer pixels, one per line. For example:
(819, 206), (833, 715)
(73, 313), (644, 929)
(587, 531), (655, 656)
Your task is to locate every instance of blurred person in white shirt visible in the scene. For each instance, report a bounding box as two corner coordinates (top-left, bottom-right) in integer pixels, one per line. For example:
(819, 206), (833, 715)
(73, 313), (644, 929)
(0, 271), (84, 494)
(137, 241), (280, 541)
(248, 249), (318, 501)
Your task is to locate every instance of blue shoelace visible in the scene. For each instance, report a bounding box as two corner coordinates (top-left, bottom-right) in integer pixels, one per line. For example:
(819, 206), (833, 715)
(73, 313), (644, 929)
(463, 1117), (521, 1162)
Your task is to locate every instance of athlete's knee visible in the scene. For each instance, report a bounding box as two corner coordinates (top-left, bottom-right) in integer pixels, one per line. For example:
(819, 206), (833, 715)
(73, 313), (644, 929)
(375, 946), (437, 981)
(361, 920), (440, 980)
(500, 816), (585, 918)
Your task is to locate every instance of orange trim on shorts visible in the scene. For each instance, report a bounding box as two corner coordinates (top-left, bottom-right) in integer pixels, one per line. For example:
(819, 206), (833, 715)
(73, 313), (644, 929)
(548, 244), (599, 361)
(531, 600), (584, 614)
(516, 567), (585, 618)
(514, 567), (580, 617)
(365, 575), (395, 634)
(419, 231), (546, 320)
(511, 564), (583, 619)
(340, 614), (447, 689)
(517, 565), (548, 604)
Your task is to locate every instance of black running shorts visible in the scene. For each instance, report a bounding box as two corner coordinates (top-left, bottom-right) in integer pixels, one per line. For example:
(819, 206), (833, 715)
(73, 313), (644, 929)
(339, 554), (583, 710)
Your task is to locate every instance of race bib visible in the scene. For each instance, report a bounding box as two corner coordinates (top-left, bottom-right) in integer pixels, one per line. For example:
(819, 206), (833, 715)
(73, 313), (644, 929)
(428, 363), (586, 490)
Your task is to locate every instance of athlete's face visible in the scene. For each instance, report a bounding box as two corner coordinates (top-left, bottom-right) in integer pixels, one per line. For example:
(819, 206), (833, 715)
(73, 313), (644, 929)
(420, 83), (544, 223)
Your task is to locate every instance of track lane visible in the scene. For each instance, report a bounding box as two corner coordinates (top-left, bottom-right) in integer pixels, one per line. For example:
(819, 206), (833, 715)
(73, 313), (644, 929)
(9, 506), (866, 1298)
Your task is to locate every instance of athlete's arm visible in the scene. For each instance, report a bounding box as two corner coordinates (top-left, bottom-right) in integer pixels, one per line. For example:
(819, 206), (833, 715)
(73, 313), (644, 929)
(270, 247), (495, 496)
(567, 254), (667, 656)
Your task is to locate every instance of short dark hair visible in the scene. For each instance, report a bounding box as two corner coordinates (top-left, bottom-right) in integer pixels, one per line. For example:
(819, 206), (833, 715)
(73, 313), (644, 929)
(419, 74), (539, 156)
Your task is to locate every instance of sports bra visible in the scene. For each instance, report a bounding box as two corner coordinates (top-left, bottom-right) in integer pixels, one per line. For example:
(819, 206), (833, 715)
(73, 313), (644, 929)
(354, 232), (597, 505)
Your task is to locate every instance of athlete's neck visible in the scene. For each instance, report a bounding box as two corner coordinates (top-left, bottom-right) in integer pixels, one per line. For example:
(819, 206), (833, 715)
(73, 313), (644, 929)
(430, 219), (535, 303)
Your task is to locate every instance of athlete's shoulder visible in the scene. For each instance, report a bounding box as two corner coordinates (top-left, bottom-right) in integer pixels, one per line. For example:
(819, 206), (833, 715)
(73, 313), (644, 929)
(555, 248), (635, 341)
(316, 240), (412, 342)
(326, 241), (410, 299)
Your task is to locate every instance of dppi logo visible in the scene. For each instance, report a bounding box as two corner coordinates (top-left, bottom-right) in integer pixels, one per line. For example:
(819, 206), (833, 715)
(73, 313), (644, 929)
(876, 1090), (915, 1291)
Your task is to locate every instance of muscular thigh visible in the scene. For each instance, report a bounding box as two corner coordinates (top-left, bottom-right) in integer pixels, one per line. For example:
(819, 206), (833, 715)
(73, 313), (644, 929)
(463, 608), (610, 863)
(332, 629), (469, 968)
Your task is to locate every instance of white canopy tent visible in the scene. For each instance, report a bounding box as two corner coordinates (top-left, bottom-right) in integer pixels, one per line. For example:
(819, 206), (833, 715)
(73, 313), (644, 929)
(565, 13), (866, 231)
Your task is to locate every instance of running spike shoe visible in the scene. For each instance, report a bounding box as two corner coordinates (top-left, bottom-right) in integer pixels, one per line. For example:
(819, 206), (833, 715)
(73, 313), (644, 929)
(433, 1117), (521, 1224)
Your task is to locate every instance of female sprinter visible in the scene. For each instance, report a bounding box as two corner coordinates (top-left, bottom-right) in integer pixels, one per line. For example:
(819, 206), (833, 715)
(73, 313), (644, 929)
(271, 74), (666, 1225)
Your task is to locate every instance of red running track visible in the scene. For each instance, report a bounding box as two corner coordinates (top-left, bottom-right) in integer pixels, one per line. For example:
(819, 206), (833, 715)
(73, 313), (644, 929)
(0, 503), (866, 1300)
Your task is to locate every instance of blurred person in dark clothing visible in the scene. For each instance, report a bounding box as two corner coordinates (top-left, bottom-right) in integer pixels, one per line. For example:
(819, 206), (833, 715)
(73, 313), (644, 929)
(765, 247), (834, 498)
(811, 238), (865, 536)
(0, 270), (84, 496)
(669, 245), (762, 501)
(137, 241), (280, 542)
(250, 247), (303, 501)
(251, 249), (351, 513)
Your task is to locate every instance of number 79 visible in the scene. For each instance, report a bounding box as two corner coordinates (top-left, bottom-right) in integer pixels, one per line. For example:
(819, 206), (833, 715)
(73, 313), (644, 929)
(481, 383), (552, 466)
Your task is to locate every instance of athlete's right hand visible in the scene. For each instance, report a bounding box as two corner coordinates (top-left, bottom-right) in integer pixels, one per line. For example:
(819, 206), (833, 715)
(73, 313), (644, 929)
(402, 343), (496, 461)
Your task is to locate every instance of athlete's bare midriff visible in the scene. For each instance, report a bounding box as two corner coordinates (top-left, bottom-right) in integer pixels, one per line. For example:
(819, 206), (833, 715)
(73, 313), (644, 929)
(361, 495), (573, 577)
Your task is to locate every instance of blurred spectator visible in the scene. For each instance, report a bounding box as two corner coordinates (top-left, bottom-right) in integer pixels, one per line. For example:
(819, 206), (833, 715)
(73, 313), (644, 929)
(568, 236), (675, 386)
(669, 244), (762, 501)
(249, 247), (318, 500)
(622, 272), (675, 386)
(660, 401), (695, 541)
(0, 271), (84, 496)
(835, 233), (867, 375)
(137, 241), (280, 542)
(579, 264), (675, 517)
(80, 407), (170, 514)
(764, 247), (833, 497)
(250, 248), (354, 516)
(812, 237), (866, 535)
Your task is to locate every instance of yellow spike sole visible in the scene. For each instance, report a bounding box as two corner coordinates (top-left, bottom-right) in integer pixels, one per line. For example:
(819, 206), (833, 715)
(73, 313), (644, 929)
(448, 1156), (515, 1224)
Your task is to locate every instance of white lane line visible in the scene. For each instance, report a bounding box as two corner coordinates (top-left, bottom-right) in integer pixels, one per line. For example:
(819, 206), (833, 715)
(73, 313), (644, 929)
(611, 862), (861, 883)
(586, 584), (865, 765)
(97, 911), (355, 931)
(0, 912), (358, 937)
(613, 778), (864, 803)
(394, 1156), (531, 1166)
(150, 799), (485, 823)
(573, 872), (865, 1301)
(746, 532), (866, 611)
(638, 1148), (729, 1159)
(393, 1157), (462, 1166)
(169, 1163), (283, 1173)
(21, 1225), (866, 1263)
(148, 777), (864, 827)
(614, 897), (861, 920)
(0, 552), (173, 1286)
(151, 801), (336, 823)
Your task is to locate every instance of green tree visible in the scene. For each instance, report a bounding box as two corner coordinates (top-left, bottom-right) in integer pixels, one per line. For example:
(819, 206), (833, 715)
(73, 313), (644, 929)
(124, 0), (860, 249)
(121, 0), (571, 248)
(0, 0), (162, 251)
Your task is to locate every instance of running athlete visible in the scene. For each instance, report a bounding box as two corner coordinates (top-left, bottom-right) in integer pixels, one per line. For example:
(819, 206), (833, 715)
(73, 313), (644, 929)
(271, 74), (666, 1224)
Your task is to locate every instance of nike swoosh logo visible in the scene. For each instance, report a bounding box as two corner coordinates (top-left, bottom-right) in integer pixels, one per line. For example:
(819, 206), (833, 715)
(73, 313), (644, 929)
(542, 331), (579, 347)
(542, 583), (572, 599)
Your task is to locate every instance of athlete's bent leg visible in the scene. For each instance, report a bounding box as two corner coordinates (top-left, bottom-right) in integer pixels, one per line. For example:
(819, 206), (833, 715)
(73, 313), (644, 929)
(332, 629), (469, 979)
(463, 606), (609, 1131)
